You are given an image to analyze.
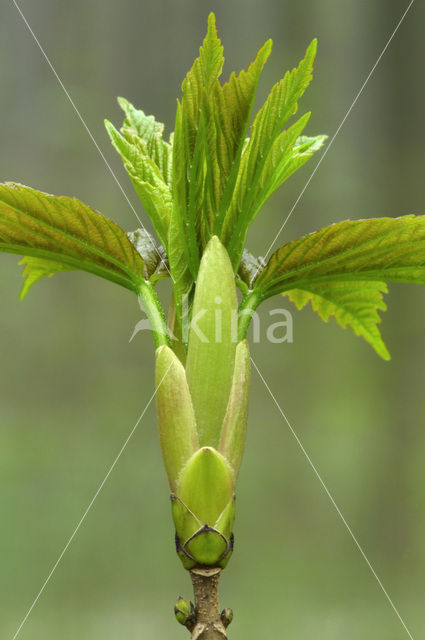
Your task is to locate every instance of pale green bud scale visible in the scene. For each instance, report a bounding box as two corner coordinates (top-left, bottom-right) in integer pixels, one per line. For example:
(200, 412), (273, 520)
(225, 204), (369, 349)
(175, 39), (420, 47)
(219, 339), (251, 480)
(155, 345), (198, 491)
(185, 236), (238, 447)
(172, 447), (235, 568)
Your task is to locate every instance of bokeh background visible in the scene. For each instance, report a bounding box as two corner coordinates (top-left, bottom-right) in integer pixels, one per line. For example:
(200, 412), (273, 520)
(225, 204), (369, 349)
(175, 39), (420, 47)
(1, 1), (424, 638)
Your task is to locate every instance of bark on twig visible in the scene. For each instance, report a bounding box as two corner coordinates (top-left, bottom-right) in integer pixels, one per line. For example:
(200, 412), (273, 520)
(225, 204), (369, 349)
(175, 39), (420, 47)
(189, 568), (228, 640)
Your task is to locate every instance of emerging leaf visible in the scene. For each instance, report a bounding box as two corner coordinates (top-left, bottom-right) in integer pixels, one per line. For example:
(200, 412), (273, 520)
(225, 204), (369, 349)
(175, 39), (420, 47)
(169, 13), (272, 309)
(117, 97), (173, 187)
(254, 216), (425, 357)
(105, 120), (172, 248)
(167, 101), (198, 320)
(210, 38), (273, 235)
(0, 183), (146, 294)
(223, 40), (323, 269)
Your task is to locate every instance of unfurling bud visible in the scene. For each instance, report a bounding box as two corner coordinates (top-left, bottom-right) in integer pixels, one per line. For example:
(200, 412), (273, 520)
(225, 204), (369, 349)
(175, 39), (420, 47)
(155, 237), (251, 570)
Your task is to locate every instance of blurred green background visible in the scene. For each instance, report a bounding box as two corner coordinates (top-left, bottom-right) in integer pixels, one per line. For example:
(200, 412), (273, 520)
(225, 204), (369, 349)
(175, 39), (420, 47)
(0, 1), (424, 638)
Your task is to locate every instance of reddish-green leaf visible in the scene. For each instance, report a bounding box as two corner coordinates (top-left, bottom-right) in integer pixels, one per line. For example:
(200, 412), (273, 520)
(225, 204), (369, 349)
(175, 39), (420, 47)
(0, 182), (146, 294)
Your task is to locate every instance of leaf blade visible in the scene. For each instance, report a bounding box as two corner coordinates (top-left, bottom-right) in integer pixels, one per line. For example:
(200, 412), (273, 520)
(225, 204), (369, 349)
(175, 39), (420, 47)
(117, 96), (173, 187)
(223, 40), (323, 269)
(0, 182), (146, 294)
(254, 216), (425, 357)
(255, 216), (425, 294)
(105, 120), (172, 248)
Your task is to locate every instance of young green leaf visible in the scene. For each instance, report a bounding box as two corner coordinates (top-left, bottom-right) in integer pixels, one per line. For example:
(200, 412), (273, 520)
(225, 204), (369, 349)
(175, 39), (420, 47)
(117, 97), (173, 187)
(170, 14), (225, 282)
(254, 131), (327, 215)
(169, 13), (272, 292)
(223, 40), (321, 270)
(211, 38), (273, 234)
(252, 216), (425, 357)
(105, 120), (172, 248)
(167, 200), (195, 337)
(168, 101), (196, 331)
(0, 182), (146, 294)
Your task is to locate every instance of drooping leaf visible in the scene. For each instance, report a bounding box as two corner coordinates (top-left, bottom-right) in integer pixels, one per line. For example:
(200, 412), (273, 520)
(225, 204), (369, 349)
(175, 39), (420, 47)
(286, 282), (390, 360)
(223, 40), (321, 269)
(105, 120), (172, 248)
(0, 182), (146, 294)
(19, 256), (74, 299)
(254, 216), (425, 358)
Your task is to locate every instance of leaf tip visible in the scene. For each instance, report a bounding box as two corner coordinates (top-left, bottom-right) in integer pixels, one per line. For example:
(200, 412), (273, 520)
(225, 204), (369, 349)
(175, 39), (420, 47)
(309, 38), (318, 53)
(116, 96), (127, 108)
(262, 38), (273, 56)
(207, 11), (217, 29)
(376, 341), (391, 361)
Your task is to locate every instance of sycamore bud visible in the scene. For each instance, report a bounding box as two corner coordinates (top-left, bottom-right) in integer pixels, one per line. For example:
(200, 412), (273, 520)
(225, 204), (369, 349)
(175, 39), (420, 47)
(221, 607), (234, 628)
(155, 237), (251, 569)
(172, 447), (235, 569)
(174, 596), (196, 629)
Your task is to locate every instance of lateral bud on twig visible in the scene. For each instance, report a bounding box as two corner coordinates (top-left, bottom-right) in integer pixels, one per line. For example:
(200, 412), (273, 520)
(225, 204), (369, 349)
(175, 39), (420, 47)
(174, 596), (196, 631)
(220, 608), (233, 629)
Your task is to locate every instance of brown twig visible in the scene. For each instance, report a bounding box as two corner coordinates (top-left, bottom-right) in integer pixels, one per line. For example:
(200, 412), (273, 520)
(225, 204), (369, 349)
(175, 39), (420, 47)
(189, 567), (229, 640)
